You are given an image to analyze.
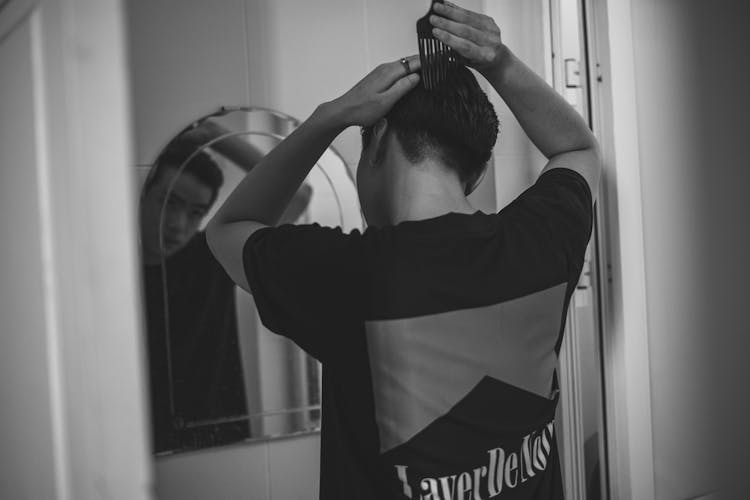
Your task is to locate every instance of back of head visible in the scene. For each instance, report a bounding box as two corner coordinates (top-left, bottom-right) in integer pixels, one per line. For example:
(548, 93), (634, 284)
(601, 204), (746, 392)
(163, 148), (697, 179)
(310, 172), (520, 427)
(373, 66), (499, 194)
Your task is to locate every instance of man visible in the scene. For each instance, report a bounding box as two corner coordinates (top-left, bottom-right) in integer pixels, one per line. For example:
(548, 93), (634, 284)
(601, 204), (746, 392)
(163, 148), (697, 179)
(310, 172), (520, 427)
(139, 140), (252, 452)
(140, 129), (311, 452)
(207, 3), (600, 499)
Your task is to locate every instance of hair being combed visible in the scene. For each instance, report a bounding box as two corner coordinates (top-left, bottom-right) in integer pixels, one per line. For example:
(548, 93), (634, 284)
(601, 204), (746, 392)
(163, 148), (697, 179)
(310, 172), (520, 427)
(363, 65), (499, 192)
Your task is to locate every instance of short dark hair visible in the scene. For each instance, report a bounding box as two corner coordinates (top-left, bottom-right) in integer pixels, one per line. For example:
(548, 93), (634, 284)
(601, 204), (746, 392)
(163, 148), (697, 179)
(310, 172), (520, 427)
(362, 65), (499, 193)
(143, 140), (224, 206)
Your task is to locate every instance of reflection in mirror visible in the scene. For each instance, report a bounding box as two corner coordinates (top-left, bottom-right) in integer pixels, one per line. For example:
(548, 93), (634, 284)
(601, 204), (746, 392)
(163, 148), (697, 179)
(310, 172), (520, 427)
(138, 107), (362, 454)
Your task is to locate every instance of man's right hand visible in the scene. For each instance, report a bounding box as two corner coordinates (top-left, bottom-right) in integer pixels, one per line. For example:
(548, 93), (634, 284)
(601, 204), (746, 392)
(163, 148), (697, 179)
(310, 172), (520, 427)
(429, 1), (510, 78)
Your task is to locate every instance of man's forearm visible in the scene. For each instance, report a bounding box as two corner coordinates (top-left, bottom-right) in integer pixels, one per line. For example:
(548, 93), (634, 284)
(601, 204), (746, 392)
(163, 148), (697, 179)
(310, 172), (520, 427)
(211, 135), (266, 173)
(482, 45), (598, 158)
(207, 103), (345, 227)
(182, 120), (267, 172)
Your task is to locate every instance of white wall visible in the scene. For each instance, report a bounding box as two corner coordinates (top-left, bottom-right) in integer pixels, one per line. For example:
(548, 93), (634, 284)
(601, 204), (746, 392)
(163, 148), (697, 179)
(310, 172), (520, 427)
(0, 13), (61, 498)
(1, 0), (152, 498)
(622, 0), (749, 497)
(126, 0), (249, 166)
(484, 0), (550, 207)
(155, 433), (320, 500)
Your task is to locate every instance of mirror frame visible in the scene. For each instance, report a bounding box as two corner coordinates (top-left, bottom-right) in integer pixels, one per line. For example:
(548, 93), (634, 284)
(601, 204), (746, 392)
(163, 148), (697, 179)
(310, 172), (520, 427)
(143, 105), (361, 455)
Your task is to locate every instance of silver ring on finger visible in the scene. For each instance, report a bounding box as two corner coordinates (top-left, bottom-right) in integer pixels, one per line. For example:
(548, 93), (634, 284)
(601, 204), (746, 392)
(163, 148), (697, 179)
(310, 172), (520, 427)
(400, 57), (411, 74)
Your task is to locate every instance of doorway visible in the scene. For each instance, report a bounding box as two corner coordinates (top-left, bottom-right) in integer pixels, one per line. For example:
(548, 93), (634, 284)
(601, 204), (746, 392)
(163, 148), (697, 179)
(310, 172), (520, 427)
(547, 0), (610, 498)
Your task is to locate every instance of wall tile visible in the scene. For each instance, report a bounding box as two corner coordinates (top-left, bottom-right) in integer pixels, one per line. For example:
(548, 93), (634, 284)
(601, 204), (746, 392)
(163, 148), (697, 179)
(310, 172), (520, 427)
(267, 434), (321, 500)
(244, 0), (368, 117)
(245, 0), (369, 170)
(127, 0), (249, 165)
(155, 441), (270, 500)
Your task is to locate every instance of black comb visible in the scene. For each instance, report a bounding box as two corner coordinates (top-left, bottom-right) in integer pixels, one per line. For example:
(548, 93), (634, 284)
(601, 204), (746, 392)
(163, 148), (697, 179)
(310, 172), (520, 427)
(417, 0), (462, 90)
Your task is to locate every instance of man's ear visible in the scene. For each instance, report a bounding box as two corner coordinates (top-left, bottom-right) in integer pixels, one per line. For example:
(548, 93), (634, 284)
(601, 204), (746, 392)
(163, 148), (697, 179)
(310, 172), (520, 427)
(373, 117), (388, 140)
(372, 118), (390, 166)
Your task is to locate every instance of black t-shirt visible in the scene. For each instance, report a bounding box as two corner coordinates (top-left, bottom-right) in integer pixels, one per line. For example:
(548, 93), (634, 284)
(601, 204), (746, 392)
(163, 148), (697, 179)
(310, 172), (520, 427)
(242, 168), (593, 499)
(143, 232), (249, 452)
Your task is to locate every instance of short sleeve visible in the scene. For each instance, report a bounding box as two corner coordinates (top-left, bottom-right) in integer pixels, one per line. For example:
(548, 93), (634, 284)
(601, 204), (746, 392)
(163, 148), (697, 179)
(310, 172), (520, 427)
(242, 223), (364, 361)
(511, 168), (594, 275)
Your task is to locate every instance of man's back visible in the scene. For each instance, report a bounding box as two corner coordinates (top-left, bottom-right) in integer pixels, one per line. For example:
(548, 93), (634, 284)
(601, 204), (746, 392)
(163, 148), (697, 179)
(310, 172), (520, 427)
(242, 167), (592, 498)
(206, 5), (601, 498)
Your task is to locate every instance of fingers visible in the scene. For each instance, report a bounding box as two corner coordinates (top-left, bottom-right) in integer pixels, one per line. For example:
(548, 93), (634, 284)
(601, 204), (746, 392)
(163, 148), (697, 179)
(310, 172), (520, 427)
(429, 3), (501, 66)
(432, 26), (482, 60)
(429, 13), (492, 47)
(381, 72), (420, 104)
(382, 54), (421, 78)
(401, 54), (421, 73)
(368, 54), (420, 94)
(347, 56), (419, 124)
(433, 1), (492, 29)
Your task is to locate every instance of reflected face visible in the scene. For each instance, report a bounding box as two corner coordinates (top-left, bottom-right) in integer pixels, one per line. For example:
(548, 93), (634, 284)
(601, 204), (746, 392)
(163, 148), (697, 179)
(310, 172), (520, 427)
(140, 166), (213, 262)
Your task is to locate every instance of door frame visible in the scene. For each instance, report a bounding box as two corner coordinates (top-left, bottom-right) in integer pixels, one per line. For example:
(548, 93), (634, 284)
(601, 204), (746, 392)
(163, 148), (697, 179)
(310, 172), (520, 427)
(0, 0), (152, 498)
(544, 0), (598, 497)
(583, 0), (656, 498)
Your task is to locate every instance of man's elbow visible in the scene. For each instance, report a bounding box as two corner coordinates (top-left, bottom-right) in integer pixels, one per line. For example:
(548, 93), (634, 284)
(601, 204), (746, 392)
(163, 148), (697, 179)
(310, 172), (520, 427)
(204, 218), (260, 295)
(577, 129), (601, 156)
(204, 217), (224, 258)
(589, 142), (604, 176)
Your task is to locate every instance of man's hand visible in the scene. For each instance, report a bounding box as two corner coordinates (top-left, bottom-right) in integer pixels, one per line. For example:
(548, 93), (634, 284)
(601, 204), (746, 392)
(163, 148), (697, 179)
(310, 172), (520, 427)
(326, 55), (421, 128)
(431, 0), (600, 199)
(429, 1), (509, 77)
(207, 57), (422, 293)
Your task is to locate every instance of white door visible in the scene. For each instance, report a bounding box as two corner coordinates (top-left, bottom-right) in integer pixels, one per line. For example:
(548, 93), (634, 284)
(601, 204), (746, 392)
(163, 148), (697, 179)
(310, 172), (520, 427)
(0, 0), (152, 498)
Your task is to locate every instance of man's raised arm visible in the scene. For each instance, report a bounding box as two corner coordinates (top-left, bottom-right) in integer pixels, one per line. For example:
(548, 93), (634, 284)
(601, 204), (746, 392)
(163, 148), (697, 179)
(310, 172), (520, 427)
(431, 1), (601, 201)
(205, 56), (422, 292)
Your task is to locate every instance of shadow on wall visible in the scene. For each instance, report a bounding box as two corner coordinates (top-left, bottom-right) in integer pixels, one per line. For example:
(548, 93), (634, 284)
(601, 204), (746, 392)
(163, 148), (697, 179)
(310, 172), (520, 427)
(685, 0), (750, 495)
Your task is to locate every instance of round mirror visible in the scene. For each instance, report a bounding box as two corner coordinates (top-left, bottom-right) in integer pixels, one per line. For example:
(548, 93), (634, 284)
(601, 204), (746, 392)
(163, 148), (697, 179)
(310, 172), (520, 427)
(138, 106), (362, 454)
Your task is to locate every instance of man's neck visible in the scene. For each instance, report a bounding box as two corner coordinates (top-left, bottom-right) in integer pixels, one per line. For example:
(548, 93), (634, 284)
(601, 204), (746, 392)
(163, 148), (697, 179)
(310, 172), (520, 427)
(389, 197), (475, 226)
(385, 161), (475, 226)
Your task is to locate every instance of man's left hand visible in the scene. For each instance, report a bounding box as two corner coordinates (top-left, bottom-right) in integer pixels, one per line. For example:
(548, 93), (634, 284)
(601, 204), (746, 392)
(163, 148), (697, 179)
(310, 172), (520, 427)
(326, 55), (421, 128)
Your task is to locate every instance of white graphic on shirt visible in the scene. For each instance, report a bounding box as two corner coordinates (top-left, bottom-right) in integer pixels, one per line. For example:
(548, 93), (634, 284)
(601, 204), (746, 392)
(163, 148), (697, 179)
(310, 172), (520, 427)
(394, 421), (555, 500)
